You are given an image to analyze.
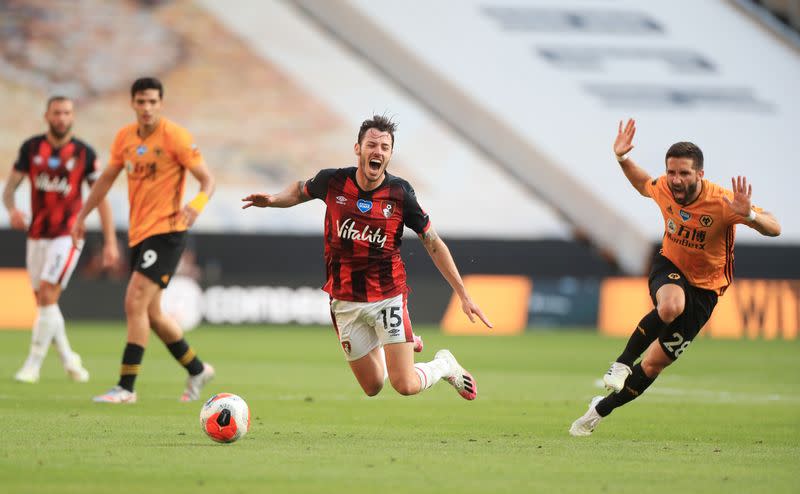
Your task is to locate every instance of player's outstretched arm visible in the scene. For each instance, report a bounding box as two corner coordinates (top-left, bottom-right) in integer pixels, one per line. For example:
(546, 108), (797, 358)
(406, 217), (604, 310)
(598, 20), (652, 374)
(2, 170), (28, 230)
(614, 118), (652, 197)
(241, 181), (312, 209)
(182, 162), (216, 227)
(72, 165), (122, 247)
(419, 227), (493, 328)
(723, 175), (781, 237)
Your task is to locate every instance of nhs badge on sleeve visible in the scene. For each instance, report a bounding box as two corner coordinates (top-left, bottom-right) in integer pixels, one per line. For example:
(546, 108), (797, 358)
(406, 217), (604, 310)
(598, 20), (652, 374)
(357, 199), (373, 213)
(679, 209), (691, 222)
(47, 156), (60, 169)
(136, 145), (147, 156)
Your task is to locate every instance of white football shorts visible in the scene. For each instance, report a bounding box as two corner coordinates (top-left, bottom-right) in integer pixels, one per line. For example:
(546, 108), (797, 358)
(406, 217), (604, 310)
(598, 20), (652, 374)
(330, 293), (414, 361)
(26, 235), (83, 290)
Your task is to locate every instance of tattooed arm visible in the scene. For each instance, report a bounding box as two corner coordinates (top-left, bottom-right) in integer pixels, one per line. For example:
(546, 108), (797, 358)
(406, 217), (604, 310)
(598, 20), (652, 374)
(242, 180), (312, 209)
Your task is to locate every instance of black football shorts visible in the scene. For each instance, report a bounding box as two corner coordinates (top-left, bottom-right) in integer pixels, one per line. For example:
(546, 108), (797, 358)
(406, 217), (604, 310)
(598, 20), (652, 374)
(129, 231), (187, 288)
(648, 251), (718, 360)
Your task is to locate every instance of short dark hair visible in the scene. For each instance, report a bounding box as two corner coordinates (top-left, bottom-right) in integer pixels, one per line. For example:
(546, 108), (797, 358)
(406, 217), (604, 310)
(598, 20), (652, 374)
(666, 142), (703, 170)
(130, 77), (163, 99)
(46, 95), (72, 111)
(357, 114), (397, 148)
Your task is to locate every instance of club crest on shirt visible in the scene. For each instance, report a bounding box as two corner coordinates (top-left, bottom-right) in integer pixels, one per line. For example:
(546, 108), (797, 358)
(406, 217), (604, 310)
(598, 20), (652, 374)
(341, 341), (351, 355)
(65, 158), (75, 171)
(667, 218), (677, 234)
(699, 215), (713, 227)
(357, 199), (373, 213)
(381, 201), (395, 218)
(679, 209), (691, 222)
(33, 155), (44, 166)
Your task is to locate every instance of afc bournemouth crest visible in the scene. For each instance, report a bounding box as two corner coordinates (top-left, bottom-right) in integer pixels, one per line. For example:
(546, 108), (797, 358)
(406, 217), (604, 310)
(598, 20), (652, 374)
(381, 201), (395, 219)
(341, 341), (351, 355)
(699, 215), (714, 227)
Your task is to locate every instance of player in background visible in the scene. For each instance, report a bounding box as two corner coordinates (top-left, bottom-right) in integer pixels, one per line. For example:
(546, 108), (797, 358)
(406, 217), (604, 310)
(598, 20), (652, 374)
(3, 96), (119, 383)
(570, 119), (781, 436)
(72, 77), (216, 403)
(242, 115), (492, 400)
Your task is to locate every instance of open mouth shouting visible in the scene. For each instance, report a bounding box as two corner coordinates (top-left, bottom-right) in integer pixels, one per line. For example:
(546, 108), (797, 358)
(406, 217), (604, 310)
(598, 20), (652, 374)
(368, 158), (382, 172)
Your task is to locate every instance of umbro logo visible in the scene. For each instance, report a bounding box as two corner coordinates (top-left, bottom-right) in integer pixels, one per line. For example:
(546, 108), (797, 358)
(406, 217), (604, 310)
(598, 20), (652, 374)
(335, 195), (347, 205)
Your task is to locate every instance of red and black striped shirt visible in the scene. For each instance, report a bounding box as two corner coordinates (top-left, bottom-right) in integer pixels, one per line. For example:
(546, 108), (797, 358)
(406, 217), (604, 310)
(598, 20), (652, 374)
(14, 135), (99, 239)
(304, 167), (431, 302)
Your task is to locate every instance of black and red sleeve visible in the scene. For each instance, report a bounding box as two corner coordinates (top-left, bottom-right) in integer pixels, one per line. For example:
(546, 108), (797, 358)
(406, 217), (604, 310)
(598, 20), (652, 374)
(303, 168), (338, 200)
(13, 140), (31, 173)
(401, 180), (430, 234)
(84, 145), (100, 183)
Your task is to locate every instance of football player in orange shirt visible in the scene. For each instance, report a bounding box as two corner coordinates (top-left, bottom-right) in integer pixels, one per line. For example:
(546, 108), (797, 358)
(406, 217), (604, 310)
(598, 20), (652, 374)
(570, 119), (781, 436)
(72, 77), (216, 403)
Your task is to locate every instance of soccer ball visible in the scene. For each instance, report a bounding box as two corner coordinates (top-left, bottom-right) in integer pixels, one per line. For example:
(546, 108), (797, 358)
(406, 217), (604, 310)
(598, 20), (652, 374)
(199, 393), (250, 443)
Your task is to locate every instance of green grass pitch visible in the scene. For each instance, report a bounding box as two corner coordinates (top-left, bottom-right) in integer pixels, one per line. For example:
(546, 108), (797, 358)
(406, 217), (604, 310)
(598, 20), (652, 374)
(0, 323), (797, 493)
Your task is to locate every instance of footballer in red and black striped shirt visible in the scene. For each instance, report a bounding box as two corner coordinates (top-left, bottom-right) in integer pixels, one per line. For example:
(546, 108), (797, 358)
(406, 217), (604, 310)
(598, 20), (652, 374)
(13, 133), (99, 239)
(3, 96), (118, 384)
(303, 166), (429, 303)
(243, 115), (492, 402)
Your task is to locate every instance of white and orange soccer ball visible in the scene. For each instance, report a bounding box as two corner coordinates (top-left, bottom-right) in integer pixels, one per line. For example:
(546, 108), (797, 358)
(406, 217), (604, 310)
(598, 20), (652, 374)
(199, 393), (250, 443)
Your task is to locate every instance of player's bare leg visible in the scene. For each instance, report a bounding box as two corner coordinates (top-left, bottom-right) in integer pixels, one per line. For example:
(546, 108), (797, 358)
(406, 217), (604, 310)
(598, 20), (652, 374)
(148, 290), (214, 401)
(640, 339), (674, 379)
(348, 346), (386, 396)
(384, 342), (421, 395)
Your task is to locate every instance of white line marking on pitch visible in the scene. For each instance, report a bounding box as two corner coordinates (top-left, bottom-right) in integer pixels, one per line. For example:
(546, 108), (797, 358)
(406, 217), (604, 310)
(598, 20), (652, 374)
(592, 379), (800, 403)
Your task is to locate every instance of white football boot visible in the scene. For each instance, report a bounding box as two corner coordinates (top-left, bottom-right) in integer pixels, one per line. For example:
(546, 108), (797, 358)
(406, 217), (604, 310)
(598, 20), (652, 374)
(14, 366), (40, 384)
(64, 352), (90, 383)
(569, 396), (605, 437)
(181, 363), (215, 402)
(603, 362), (632, 393)
(93, 385), (137, 403)
(434, 349), (477, 400)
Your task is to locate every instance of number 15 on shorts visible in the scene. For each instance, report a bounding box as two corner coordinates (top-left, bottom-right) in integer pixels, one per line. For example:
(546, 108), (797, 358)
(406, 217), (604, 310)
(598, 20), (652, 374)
(380, 307), (402, 337)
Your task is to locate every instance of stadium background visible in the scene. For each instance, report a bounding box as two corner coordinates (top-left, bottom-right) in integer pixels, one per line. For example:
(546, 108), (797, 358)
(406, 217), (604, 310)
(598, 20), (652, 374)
(2, 0), (797, 338)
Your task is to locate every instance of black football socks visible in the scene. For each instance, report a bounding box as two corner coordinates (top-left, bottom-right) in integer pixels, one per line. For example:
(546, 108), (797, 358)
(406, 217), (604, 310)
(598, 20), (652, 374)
(118, 343), (145, 392)
(595, 363), (656, 417)
(616, 309), (666, 366)
(166, 338), (204, 376)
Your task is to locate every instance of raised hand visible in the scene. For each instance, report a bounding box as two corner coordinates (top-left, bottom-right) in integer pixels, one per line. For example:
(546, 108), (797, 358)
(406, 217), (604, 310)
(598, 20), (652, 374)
(241, 193), (275, 209)
(723, 175), (753, 218)
(614, 118), (636, 157)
